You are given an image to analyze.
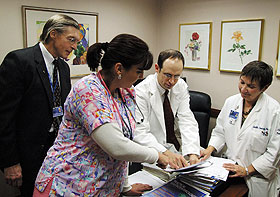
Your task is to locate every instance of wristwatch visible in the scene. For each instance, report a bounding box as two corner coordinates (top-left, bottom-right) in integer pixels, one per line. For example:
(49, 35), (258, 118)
(245, 167), (249, 176)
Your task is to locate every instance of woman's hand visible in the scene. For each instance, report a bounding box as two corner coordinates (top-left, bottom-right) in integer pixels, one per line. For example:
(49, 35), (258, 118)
(188, 154), (200, 165)
(223, 163), (247, 177)
(200, 146), (215, 161)
(157, 152), (179, 169)
(163, 150), (189, 168)
(122, 183), (153, 196)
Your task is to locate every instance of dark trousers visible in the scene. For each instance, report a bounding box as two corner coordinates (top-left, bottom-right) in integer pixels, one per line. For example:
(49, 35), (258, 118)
(19, 132), (56, 197)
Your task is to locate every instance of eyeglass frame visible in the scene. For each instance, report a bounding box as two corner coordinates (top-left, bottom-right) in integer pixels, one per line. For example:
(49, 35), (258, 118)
(163, 73), (181, 80)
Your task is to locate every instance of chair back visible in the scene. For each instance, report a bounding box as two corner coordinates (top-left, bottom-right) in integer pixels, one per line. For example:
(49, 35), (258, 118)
(189, 90), (211, 148)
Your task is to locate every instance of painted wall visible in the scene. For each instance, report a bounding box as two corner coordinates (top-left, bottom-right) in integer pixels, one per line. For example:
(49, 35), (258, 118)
(1, 0), (279, 109)
(158, 0), (280, 109)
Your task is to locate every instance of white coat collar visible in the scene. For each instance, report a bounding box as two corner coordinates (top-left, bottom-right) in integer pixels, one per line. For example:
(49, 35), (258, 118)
(147, 74), (184, 133)
(239, 93), (265, 133)
(148, 74), (166, 132)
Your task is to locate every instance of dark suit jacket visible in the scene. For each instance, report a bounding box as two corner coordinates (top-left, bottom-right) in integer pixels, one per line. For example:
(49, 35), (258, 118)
(0, 43), (71, 185)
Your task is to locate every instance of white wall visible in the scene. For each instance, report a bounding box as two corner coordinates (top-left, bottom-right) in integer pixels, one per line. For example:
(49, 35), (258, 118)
(158, 0), (280, 109)
(1, 0), (279, 109)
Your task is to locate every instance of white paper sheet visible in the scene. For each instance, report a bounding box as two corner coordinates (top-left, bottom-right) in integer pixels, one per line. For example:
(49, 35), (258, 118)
(128, 170), (165, 188)
(194, 156), (235, 181)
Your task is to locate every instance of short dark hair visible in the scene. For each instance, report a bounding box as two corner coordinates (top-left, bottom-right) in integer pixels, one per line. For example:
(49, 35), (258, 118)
(86, 34), (153, 72)
(157, 49), (184, 69)
(241, 60), (273, 90)
(39, 14), (79, 43)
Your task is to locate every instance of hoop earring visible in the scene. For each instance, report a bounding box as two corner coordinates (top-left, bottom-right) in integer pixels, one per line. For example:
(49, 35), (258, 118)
(118, 74), (122, 80)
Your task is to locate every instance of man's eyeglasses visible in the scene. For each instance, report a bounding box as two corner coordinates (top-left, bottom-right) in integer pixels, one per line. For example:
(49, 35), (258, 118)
(66, 36), (79, 45)
(163, 73), (180, 80)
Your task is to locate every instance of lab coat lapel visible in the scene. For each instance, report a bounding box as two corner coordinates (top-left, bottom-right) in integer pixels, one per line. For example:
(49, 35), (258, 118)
(149, 78), (166, 133)
(240, 94), (263, 133)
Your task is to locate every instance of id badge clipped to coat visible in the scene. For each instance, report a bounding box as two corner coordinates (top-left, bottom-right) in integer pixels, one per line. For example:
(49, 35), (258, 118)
(53, 106), (63, 117)
(229, 110), (239, 125)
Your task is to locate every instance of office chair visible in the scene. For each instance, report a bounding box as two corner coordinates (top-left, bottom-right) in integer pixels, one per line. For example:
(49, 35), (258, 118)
(189, 90), (211, 148)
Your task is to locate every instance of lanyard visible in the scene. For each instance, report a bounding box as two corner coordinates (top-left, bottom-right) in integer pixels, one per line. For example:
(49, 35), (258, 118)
(46, 67), (59, 102)
(117, 88), (133, 135)
(97, 71), (133, 139)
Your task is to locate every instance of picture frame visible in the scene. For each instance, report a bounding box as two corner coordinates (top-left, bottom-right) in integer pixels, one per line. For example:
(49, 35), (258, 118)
(276, 22), (280, 77)
(219, 19), (264, 73)
(22, 5), (98, 78)
(179, 22), (212, 70)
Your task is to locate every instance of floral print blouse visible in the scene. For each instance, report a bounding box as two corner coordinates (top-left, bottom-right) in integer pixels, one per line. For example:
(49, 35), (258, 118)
(35, 73), (136, 196)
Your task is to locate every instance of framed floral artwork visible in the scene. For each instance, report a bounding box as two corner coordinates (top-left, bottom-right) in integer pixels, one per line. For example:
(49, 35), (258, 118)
(276, 22), (280, 77)
(179, 22), (212, 70)
(219, 19), (264, 73)
(22, 5), (98, 78)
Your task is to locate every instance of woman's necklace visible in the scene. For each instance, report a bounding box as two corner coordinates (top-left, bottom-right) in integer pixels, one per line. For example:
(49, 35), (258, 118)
(241, 100), (256, 125)
(243, 107), (253, 116)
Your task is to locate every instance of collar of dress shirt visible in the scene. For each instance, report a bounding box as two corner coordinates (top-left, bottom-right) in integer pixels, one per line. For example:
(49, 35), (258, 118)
(155, 73), (170, 101)
(39, 42), (57, 80)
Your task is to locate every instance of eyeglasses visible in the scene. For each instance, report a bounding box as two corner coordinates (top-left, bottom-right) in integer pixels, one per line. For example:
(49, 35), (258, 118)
(163, 73), (180, 80)
(66, 36), (80, 45)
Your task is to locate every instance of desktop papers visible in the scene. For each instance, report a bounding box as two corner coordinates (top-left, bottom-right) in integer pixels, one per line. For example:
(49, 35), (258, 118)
(128, 170), (165, 189)
(164, 160), (208, 173)
(161, 156), (234, 181)
(134, 156), (235, 196)
(194, 156), (235, 181)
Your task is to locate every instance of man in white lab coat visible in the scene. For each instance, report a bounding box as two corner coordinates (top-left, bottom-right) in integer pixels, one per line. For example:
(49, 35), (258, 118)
(201, 61), (280, 197)
(134, 49), (200, 167)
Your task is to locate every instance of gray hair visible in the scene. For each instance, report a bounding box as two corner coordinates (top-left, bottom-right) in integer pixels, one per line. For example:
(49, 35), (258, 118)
(39, 14), (79, 43)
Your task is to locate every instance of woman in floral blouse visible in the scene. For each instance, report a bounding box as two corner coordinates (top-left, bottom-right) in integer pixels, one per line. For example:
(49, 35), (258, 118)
(33, 34), (174, 196)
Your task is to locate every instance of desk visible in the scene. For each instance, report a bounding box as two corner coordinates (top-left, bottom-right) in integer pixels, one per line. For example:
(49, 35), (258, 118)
(220, 183), (248, 197)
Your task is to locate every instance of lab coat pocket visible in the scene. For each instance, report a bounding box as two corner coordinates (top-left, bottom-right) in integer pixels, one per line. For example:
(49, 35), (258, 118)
(249, 176), (269, 197)
(250, 128), (269, 154)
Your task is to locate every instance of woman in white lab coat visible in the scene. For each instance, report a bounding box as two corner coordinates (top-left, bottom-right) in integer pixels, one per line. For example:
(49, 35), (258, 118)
(201, 61), (280, 197)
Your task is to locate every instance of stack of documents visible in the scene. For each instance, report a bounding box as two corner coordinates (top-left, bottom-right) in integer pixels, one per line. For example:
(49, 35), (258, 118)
(142, 163), (179, 182)
(141, 156), (235, 196)
(143, 178), (211, 197)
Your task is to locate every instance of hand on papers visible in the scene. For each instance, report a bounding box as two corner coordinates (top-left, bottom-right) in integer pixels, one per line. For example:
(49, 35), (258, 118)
(223, 163), (247, 178)
(157, 151), (181, 169)
(188, 154), (200, 165)
(122, 183), (153, 196)
(199, 146), (215, 161)
(163, 150), (189, 169)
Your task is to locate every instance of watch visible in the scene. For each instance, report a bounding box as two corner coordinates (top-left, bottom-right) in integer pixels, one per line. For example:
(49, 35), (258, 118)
(245, 167), (249, 176)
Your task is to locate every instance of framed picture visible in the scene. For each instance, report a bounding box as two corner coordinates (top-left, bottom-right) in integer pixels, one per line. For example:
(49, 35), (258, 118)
(276, 22), (280, 77)
(219, 19), (264, 73)
(179, 22), (212, 70)
(22, 5), (98, 78)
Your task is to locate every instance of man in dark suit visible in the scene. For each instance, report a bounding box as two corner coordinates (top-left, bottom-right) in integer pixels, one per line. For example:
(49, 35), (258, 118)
(0, 14), (80, 196)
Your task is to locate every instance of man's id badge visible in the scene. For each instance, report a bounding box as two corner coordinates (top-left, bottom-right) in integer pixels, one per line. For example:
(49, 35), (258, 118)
(229, 110), (239, 125)
(53, 106), (63, 117)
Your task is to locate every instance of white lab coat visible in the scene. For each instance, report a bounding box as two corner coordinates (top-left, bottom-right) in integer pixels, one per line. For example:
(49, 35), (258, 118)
(209, 93), (280, 197)
(134, 74), (200, 156)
